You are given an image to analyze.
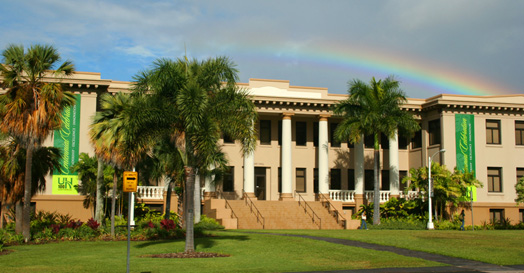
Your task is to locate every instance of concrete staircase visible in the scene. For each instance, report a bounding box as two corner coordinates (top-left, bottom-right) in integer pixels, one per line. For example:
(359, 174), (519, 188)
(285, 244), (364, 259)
(204, 199), (347, 230)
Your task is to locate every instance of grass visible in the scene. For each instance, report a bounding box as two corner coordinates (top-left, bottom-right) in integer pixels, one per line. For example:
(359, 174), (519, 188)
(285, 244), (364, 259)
(0, 230), (441, 273)
(255, 229), (524, 265)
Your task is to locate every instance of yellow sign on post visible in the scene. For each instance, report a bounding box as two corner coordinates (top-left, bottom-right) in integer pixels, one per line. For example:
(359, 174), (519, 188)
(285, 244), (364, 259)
(123, 171), (138, 193)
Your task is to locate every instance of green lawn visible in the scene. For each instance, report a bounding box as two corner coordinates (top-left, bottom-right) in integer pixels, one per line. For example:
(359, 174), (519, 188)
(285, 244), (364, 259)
(0, 230), (441, 273)
(255, 229), (524, 265)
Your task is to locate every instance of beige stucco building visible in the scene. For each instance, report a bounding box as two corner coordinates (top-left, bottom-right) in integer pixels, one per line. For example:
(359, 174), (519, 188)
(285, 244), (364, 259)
(1, 71), (523, 228)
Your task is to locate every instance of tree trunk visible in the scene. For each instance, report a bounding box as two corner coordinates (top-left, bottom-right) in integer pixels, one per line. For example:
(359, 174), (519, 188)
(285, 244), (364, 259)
(373, 133), (381, 225)
(164, 178), (172, 220)
(184, 166), (195, 253)
(95, 158), (104, 223)
(15, 202), (23, 234)
(194, 171), (201, 224)
(111, 171), (117, 237)
(22, 145), (33, 242)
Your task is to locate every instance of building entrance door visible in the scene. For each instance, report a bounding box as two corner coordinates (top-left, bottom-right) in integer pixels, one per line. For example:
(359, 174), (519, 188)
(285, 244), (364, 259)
(255, 167), (266, 200)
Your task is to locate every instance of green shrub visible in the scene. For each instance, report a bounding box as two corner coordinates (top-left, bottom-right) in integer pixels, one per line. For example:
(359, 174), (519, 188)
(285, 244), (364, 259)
(369, 218), (426, 230)
(195, 215), (224, 231)
(33, 227), (55, 242)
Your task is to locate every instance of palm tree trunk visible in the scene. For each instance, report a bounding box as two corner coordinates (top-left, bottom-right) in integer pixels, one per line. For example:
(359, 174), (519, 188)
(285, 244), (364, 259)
(15, 202), (22, 234)
(22, 145), (33, 242)
(373, 133), (381, 225)
(95, 158), (104, 223)
(184, 166), (195, 253)
(164, 178), (172, 220)
(194, 171), (201, 224)
(111, 172), (117, 237)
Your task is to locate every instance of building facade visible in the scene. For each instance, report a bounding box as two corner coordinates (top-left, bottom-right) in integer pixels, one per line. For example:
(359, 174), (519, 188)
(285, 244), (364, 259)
(1, 72), (523, 226)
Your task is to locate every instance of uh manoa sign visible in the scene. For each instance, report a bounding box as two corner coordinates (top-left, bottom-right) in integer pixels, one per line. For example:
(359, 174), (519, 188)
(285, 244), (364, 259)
(52, 94), (81, 195)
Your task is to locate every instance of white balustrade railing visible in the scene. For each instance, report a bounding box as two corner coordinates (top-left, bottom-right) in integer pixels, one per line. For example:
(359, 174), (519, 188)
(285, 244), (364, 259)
(329, 190), (355, 202)
(399, 191), (419, 200)
(365, 191), (391, 203)
(137, 186), (165, 199)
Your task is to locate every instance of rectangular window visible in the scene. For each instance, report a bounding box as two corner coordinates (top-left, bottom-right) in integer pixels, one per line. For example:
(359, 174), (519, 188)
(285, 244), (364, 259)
(364, 134), (374, 149)
(428, 119), (441, 145)
(330, 123), (341, 147)
(517, 168), (524, 183)
(412, 129), (422, 149)
(313, 168), (319, 193)
(259, 120), (271, 145)
(486, 120), (501, 144)
(380, 133), (389, 149)
(222, 167), (234, 192)
(515, 121), (524, 145)
(487, 167), (502, 192)
(381, 170), (390, 190)
(278, 167), (282, 193)
(296, 168), (306, 193)
(364, 170), (374, 191)
(296, 121), (307, 146)
(520, 209), (524, 223)
(399, 170), (408, 191)
(313, 122), (319, 147)
(489, 209), (504, 223)
(347, 169), (355, 190)
(223, 133), (234, 143)
(330, 169), (341, 190)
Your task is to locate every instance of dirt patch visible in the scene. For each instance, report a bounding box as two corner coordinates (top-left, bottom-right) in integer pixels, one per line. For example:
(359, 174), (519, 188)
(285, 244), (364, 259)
(145, 252), (230, 258)
(0, 249), (13, 256)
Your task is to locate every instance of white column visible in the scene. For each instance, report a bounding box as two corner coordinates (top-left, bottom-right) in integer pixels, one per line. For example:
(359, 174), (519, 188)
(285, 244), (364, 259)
(354, 137), (364, 194)
(318, 115), (330, 194)
(389, 130), (400, 196)
(204, 165), (216, 193)
(243, 151), (255, 198)
(280, 113), (294, 200)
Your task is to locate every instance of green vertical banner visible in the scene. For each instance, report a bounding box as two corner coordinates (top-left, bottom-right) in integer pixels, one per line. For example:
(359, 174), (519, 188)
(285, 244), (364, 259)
(455, 114), (477, 201)
(52, 94), (81, 194)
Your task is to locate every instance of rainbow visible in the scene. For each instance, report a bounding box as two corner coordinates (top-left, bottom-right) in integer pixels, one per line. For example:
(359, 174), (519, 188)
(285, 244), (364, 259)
(229, 41), (518, 97)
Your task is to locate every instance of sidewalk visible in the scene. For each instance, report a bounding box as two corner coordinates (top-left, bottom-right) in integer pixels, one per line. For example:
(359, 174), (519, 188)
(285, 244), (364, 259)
(265, 233), (524, 273)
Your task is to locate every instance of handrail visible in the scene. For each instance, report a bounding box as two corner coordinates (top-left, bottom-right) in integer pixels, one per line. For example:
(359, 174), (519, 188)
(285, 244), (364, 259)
(318, 194), (347, 229)
(295, 191), (321, 229)
(224, 198), (238, 220)
(242, 190), (265, 229)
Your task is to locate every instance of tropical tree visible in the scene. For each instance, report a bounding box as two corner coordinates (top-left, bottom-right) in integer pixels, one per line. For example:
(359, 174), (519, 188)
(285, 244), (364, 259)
(333, 76), (419, 225)
(89, 92), (154, 236)
(71, 152), (114, 217)
(402, 162), (482, 220)
(0, 137), (62, 230)
(0, 44), (75, 241)
(133, 56), (257, 253)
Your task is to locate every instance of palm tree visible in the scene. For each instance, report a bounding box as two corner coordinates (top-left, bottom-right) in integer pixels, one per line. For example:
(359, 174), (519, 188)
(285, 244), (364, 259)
(133, 56), (257, 253)
(89, 92), (153, 236)
(0, 44), (75, 241)
(333, 76), (419, 225)
(0, 137), (62, 230)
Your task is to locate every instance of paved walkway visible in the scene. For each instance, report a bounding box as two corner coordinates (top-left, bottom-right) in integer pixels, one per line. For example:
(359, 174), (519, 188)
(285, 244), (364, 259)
(254, 233), (524, 273)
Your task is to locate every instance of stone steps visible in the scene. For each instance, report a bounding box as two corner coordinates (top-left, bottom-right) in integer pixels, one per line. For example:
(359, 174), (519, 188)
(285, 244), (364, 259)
(204, 199), (346, 230)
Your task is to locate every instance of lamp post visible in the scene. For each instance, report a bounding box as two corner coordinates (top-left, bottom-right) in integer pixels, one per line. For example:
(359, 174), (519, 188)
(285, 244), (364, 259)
(428, 149), (445, 230)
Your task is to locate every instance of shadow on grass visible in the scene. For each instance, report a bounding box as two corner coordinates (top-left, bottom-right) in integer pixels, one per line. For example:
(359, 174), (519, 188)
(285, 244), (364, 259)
(134, 233), (250, 250)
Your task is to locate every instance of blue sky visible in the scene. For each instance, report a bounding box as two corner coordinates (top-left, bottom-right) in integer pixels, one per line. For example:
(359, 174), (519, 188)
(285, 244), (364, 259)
(1, 0), (522, 98)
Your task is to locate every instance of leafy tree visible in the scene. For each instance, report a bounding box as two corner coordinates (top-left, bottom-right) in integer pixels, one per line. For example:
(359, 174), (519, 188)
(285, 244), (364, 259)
(333, 76), (419, 225)
(133, 56), (257, 253)
(515, 177), (524, 204)
(403, 162), (482, 220)
(0, 44), (75, 241)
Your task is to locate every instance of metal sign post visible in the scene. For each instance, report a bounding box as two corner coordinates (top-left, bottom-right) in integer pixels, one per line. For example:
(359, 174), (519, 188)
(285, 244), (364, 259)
(470, 187), (474, 231)
(123, 171), (138, 273)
